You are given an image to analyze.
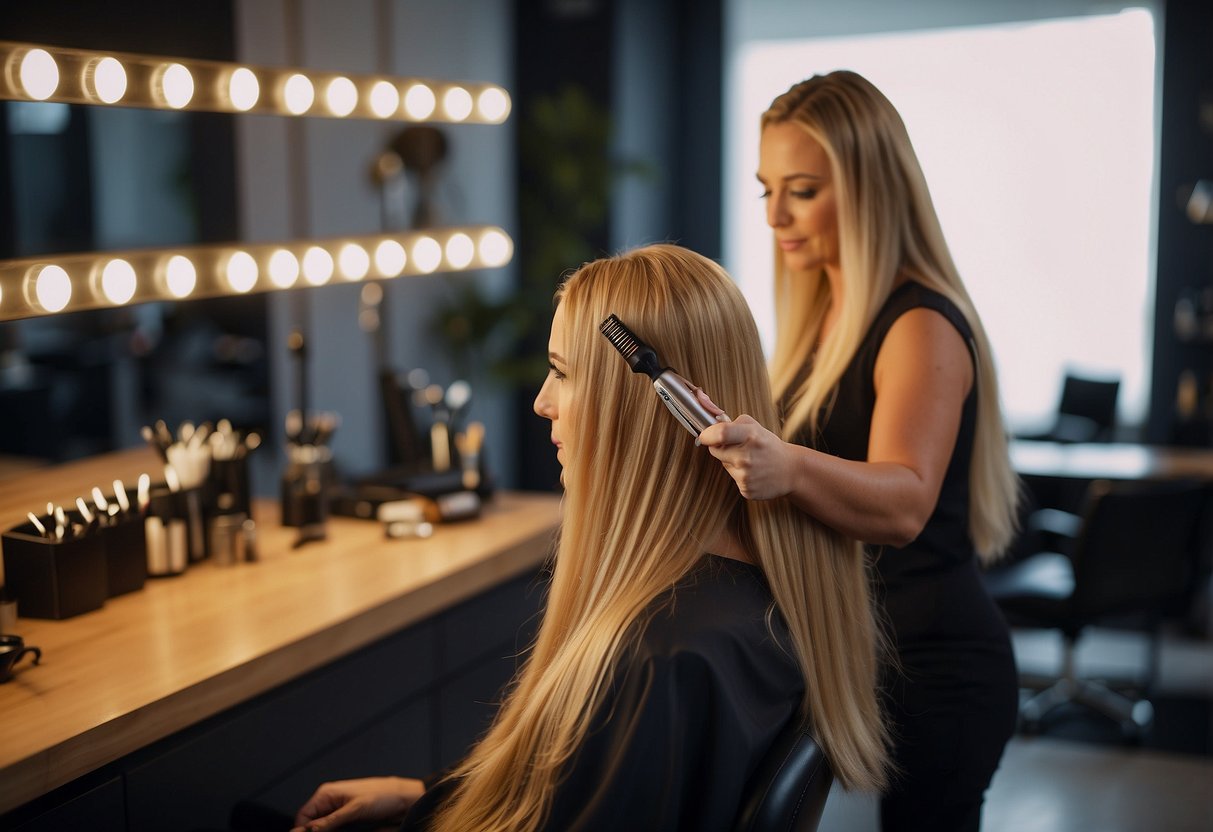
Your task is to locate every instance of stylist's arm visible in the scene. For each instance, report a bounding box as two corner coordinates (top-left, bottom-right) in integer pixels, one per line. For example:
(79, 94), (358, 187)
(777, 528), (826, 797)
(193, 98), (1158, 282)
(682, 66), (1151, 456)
(697, 309), (969, 547)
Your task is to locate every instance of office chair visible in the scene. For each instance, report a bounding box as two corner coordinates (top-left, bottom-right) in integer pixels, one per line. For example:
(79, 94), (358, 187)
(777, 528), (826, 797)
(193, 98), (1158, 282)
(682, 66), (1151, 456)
(732, 719), (833, 832)
(1024, 372), (1121, 444)
(983, 479), (1209, 739)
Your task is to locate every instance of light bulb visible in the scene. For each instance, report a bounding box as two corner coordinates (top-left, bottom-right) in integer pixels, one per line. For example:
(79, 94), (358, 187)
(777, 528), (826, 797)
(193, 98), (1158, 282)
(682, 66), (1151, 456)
(412, 237), (442, 273)
(100, 258), (137, 304)
(225, 251), (258, 293)
(90, 57), (127, 104)
(403, 84), (436, 120)
(442, 86), (473, 121)
(283, 73), (314, 115)
(158, 63), (194, 109)
(268, 249), (300, 288)
(369, 80), (400, 118)
(163, 255), (196, 298)
(374, 239), (406, 276)
(325, 76), (357, 116)
(338, 243), (370, 280)
(302, 246), (334, 285)
(478, 229), (512, 267)
(18, 49), (58, 100)
(31, 265), (71, 312)
(476, 87), (510, 122)
(228, 67), (259, 111)
(444, 233), (474, 269)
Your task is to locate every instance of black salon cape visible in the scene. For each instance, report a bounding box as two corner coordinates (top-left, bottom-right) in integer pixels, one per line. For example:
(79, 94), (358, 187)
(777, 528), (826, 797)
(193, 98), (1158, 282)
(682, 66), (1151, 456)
(400, 555), (804, 831)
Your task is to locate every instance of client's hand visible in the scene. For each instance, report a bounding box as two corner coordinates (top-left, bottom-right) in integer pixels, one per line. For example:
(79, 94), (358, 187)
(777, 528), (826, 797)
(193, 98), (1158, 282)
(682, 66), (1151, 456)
(696, 389), (794, 501)
(291, 776), (425, 832)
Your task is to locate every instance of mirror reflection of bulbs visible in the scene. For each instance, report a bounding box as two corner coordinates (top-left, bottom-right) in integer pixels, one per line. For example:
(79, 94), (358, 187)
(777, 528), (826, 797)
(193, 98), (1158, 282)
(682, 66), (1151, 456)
(158, 63), (194, 108)
(19, 49), (58, 100)
(225, 251), (258, 293)
(445, 233), (474, 269)
(325, 77), (357, 116)
(228, 67), (259, 111)
(163, 255), (197, 298)
(283, 74), (314, 114)
(302, 246), (334, 285)
(412, 237), (442, 273)
(338, 243), (370, 280)
(268, 249), (300, 288)
(31, 265), (72, 312)
(477, 87), (510, 122)
(478, 229), (512, 267)
(403, 84), (436, 120)
(442, 87), (473, 121)
(374, 239), (406, 276)
(369, 81), (400, 118)
(100, 258), (137, 304)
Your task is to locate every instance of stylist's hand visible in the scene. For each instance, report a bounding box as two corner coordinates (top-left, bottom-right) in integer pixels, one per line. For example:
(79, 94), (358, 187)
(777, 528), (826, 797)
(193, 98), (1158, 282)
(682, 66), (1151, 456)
(695, 390), (795, 501)
(291, 776), (425, 832)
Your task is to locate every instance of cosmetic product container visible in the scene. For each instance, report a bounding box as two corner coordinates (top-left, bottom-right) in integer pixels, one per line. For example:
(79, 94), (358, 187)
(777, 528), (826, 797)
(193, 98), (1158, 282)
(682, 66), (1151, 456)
(209, 512), (248, 567)
(100, 510), (147, 596)
(0, 591), (18, 633)
(2, 517), (107, 619)
(145, 487), (188, 577)
(281, 445), (332, 540)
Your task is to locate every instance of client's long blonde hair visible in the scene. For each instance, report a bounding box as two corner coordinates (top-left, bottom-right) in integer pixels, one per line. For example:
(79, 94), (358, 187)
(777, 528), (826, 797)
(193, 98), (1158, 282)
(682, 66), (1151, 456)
(431, 244), (888, 831)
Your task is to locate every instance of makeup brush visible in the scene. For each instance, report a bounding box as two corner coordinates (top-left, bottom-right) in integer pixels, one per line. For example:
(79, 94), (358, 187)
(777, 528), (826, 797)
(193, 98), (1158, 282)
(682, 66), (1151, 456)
(137, 474), (151, 513)
(455, 420), (485, 490)
(27, 512), (47, 537)
(113, 480), (131, 513)
(424, 384), (451, 471)
(445, 379), (472, 433)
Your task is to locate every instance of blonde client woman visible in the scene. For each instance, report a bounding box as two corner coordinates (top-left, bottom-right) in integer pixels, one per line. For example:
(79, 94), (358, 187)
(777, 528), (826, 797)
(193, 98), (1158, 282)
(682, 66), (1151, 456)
(289, 244), (888, 832)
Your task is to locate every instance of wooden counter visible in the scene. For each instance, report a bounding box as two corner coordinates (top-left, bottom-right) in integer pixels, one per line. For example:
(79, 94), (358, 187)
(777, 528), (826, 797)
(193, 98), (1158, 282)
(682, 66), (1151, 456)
(0, 449), (562, 817)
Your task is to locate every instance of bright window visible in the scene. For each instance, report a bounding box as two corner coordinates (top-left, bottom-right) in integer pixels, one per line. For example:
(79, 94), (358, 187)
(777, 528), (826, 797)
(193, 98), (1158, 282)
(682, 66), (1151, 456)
(725, 9), (1157, 430)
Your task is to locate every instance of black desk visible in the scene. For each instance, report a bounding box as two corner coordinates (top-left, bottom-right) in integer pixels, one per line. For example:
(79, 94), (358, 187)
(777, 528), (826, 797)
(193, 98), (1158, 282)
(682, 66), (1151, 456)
(1011, 440), (1213, 483)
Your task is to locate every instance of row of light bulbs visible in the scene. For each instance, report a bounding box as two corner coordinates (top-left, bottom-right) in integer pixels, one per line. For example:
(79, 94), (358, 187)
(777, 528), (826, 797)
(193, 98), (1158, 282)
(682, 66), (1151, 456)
(0, 227), (513, 321)
(0, 40), (510, 123)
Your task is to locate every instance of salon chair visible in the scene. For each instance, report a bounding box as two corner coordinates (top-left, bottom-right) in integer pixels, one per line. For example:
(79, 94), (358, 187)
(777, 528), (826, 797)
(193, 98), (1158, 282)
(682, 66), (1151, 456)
(732, 719), (833, 832)
(983, 479), (1209, 740)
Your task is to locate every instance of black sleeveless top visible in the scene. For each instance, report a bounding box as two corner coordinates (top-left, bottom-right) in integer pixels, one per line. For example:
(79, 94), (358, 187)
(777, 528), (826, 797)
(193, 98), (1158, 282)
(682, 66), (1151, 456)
(792, 281), (978, 589)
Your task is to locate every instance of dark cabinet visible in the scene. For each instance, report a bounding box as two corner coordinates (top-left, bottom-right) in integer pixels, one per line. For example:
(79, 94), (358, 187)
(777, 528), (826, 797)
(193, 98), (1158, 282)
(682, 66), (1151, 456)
(2, 569), (547, 832)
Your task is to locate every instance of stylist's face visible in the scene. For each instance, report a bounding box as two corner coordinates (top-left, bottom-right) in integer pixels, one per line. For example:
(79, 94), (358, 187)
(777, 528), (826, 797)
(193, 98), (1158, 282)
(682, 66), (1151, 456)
(758, 122), (839, 276)
(533, 302), (571, 470)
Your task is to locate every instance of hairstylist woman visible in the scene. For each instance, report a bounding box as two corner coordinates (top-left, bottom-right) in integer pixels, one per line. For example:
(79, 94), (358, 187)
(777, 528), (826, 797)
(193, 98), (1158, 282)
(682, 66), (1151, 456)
(699, 71), (1022, 832)
(290, 244), (888, 832)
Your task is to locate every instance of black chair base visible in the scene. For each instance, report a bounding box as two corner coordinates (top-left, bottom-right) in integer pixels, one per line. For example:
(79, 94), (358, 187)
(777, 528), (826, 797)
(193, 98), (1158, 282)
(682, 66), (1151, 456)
(1018, 676), (1155, 740)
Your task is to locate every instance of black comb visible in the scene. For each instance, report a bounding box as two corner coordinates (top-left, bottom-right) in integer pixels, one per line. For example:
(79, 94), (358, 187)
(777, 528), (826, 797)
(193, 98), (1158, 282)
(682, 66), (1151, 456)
(600, 314), (663, 379)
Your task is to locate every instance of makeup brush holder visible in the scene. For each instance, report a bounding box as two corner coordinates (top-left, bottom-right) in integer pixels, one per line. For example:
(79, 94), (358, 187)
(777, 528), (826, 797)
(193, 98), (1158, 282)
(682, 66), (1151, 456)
(145, 487), (188, 577)
(182, 486), (207, 562)
(209, 456), (252, 517)
(2, 518), (107, 620)
(99, 512), (147, 597)
(281, 447), (334, 530)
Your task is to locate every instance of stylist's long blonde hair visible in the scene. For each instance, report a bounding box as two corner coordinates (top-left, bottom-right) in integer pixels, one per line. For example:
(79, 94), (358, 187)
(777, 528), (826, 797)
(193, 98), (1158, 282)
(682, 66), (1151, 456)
(431, 244), (888, 832)
(764, 71), (1020, 561)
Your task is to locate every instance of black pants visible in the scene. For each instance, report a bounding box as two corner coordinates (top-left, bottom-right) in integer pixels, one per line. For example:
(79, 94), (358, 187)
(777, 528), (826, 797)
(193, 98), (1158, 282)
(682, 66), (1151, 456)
(877, 559), (1019, 832)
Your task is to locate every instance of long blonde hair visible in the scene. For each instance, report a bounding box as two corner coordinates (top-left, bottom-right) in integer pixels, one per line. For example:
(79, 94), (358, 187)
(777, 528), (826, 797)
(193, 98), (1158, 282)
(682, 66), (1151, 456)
(430, 244), (888, 832)
(764, 71), (1020, 561)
